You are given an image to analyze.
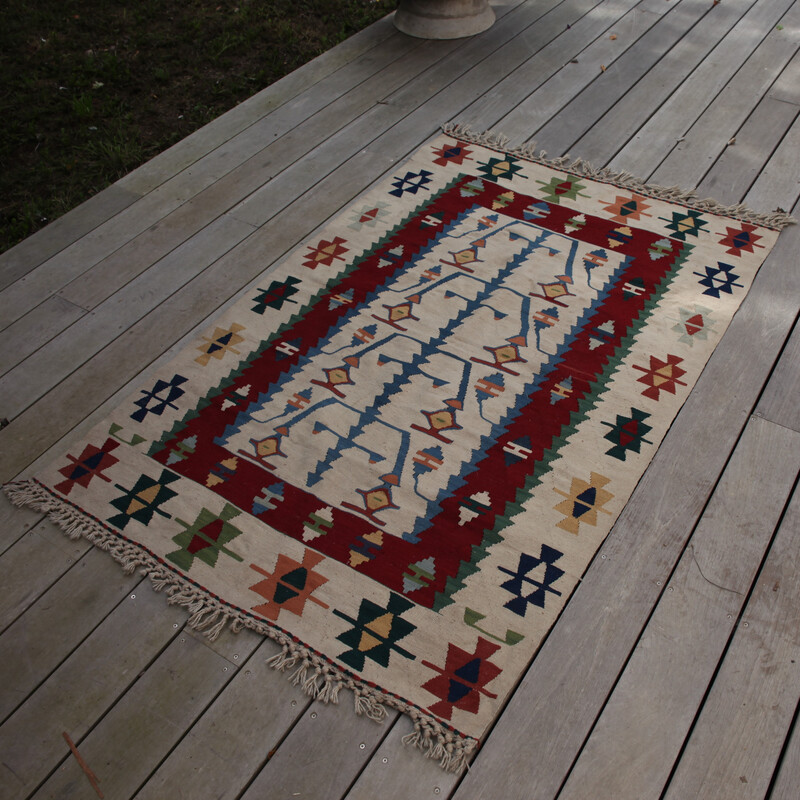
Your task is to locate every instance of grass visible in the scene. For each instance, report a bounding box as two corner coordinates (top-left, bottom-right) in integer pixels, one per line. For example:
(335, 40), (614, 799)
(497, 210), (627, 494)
(0, 0), (396, 254)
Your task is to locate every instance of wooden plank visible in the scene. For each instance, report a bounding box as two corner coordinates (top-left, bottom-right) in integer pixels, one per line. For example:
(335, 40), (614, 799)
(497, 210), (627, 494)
(0, 587), (184, 800)
(696, 96), (800, 207)
(607, 0), (795, 179)
(30, 634), (240, 800)
(661, 481), (800, 799)
(0, 213), (256, 422)
(0, 295), (85, 378)
(0, 172), (224, 331)
(240, 696), (395, 800)
(649, 10), (800, 189)
(116, 16), (401, 196)
(557, 417), (800, 800)
(161, 32), (427, 193)
(0, 518), (89, 634)
(0, 492), (42, 556)
(0, 26), (421, 332)
(134, 638), (311, 800)
(756, 318), (800, 433)
(567, 0), (761, 165)
(0, 548), (139, 724)
(529, 0), (725, 155)
(770, 711), (800, 800)
(227, 0), (573, 227)
(56, 35), (458, 315)
(469, 0), (669, 139)
(184, 618), (263, 665)
(745, 111), (800, 214)
(695, 45), (800, 204)
(343, 715), (461, 800)
(451, 203), (800, 800)
(0, 185), (140, 292)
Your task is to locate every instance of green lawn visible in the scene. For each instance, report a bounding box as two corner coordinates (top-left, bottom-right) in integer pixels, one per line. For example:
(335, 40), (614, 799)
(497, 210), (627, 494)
(0, 0), (395, 254)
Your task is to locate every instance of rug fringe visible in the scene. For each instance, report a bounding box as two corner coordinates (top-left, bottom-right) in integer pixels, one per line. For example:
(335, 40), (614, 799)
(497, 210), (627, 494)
(403, 715), (478, 773)
(3, 477), (478, 773)
(442, 123), (796, 231)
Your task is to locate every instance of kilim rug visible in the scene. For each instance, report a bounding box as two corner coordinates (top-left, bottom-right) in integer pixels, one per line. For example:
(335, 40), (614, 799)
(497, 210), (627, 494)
(5, 125), (793, 771)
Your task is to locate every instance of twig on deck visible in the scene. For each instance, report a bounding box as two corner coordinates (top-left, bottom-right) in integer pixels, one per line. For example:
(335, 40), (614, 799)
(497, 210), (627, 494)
(62, 732), (104, 799)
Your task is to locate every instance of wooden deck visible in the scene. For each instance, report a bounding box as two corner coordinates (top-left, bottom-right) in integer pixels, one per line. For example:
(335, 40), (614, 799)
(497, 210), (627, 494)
(1, 0), (799, 796)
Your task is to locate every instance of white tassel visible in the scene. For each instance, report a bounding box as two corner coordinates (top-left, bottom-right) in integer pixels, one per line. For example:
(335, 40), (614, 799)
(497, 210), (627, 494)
(441, 124), (795, 229)
(402, 730), (422, 748)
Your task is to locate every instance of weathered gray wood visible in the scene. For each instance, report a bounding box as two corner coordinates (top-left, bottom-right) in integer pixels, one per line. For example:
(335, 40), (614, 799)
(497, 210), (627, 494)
(529, 0), (724, 155)
(0, 587), (184, 800)
(133, 638), (309, 800)
(650, 9), (800, 189)
(697, 96), (800, 206)
(557, 417), (800, 800)
(0, 185), (140, 292)
(55, 35), (458, 316)
(452, 203), (800, 799)
(696, 44), (800, 204)
(30, 634), (239, 800)
(0, 518), (89, 634)
(469, 0), (670, 138)
(0, 213), (256, 422)
(756, 318), (800, 433)
(608, 0), (796, 179)
(0, 170), (227, 331)
(0, 28), (421, 331)
(0, 492), (42, 556)
(745, 111), (800, 214)
(661, 482), (800, 799)
(160, 32), (427, 192)
(770, 711), (800, 800)
(227, 0), (576, 227)
(344, 715), (461, 800)
(185, 617), (264, 665)
(0, 295), (86, 379)
(0, 548), (139, 724)
(568, 0), (762, 165)
(116, 16), (400, 195)
(241, 694), (395, 800)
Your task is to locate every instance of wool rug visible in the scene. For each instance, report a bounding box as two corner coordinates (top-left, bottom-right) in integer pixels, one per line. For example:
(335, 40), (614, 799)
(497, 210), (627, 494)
(5, 125), (792, 771)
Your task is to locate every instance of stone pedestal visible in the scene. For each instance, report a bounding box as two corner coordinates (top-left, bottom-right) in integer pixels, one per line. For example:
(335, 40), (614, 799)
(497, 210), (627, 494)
(394, 0), (495, 39)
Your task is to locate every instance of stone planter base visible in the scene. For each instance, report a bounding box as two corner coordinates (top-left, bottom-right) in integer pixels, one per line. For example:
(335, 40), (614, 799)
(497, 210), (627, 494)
(394, 0), (495, 39)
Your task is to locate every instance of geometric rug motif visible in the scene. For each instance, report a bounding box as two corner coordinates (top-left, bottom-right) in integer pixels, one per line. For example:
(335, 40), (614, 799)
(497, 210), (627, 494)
(5, 127), (787, 772)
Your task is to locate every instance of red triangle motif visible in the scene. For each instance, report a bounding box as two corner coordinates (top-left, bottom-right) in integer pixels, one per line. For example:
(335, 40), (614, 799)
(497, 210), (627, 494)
(685, 314), (704, 336)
